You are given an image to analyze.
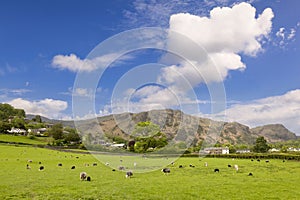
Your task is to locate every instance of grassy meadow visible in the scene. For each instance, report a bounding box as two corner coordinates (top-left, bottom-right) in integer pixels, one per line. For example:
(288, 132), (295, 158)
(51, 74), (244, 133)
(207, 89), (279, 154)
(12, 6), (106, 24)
(0, 134), (49, 145)
(0, 144), (300, 200)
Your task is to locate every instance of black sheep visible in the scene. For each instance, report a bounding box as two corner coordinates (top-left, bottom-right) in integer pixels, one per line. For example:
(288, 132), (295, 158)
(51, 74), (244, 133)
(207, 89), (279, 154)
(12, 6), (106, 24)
(162, 168), (170, 174)
(126, 171), (133, 178)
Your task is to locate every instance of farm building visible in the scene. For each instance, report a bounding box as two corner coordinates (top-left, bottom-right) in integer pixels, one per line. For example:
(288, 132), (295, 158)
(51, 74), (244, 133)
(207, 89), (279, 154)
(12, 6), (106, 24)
(7, 128), (27, 135)
(236, 149), (251, 154)
(201, 147), (229, 155)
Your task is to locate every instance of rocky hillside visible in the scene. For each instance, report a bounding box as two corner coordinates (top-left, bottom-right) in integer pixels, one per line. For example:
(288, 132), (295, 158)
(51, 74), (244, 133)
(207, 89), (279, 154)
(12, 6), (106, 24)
(250, 124), (297, 143)
(69, 109), (297, 145)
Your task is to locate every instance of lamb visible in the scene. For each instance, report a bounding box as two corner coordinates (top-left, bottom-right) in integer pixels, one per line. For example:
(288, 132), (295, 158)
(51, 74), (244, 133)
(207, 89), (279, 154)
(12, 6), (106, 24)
(228, 164), (232, 168)
(80, 172), (87, 180)
(71, 165), (76, 169)
(26, 164), (31, 170)
(93, 163), (97, 166)
(234, 164), (239, 172)
(204, 162), (208, 167)
(39, 166), (44, 171)
(248, 172), (253, 176)
(162, 168), (170, 174)
(214, 168), (219, 173)
(58, 163), (62, 167)
(126, 171), (133, 178)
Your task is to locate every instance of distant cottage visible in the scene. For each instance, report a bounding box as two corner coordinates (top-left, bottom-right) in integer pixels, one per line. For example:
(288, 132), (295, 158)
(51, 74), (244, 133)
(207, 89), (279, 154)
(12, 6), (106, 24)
(200, 147), (229, 155)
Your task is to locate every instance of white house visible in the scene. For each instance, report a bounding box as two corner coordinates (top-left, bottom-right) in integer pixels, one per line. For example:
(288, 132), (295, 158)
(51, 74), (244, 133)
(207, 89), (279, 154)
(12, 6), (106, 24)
(7, 127), (27, 135)
(201, 147), (229, 155)
(236, 149), (251, 154)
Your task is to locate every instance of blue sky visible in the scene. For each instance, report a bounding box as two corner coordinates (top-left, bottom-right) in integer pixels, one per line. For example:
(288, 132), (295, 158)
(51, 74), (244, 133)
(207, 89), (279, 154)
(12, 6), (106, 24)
(1, 0), (300, 135)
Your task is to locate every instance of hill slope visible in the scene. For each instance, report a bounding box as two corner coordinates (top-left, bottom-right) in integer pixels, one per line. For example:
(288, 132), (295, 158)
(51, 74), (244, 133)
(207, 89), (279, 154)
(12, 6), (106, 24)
(250, 124), (297, 143)
(28, 109), (297, 145)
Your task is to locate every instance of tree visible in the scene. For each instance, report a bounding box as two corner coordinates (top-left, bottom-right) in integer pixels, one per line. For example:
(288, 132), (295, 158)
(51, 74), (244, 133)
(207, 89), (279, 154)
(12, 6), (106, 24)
(49, 123), (64, 140)
(0, 121), (11, 133)
(0, 104), (26, 121)
(12, 117), (26, 129)
(132, 121), (168, 153)
(63, 127), (81, 143)
(34, 115), (42, 123)
(253, 136), (270, 153)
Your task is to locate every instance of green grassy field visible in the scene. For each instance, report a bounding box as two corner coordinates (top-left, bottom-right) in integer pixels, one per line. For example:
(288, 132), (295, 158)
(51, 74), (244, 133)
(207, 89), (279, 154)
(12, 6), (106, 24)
(0, 134), (49, 145)
(0, 144), (299, 200)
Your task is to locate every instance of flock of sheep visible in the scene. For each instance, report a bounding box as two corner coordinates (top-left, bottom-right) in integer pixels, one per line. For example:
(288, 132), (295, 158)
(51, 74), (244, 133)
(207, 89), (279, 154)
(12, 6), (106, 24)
(25, 157), (275, 181)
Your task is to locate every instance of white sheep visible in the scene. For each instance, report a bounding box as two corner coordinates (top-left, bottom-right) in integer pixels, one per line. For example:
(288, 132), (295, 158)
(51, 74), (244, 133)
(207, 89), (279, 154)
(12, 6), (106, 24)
(234, 164), (239, 172)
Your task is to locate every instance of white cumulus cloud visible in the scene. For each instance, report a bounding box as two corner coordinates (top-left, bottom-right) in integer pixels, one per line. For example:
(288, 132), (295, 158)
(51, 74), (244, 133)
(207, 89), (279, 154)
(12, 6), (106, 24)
(7, 98), (68, 119)
(157, 3), (273, 92)
(52, 53), (134, 72)
(222, 89), (300, 134)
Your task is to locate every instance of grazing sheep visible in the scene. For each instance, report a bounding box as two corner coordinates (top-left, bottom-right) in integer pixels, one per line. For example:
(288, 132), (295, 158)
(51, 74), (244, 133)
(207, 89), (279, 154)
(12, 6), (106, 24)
(126, 171), (133, 178)
(179, 165), (183, 168)
(204, 162), (208, 167)
(105, 162), (110, 166)
(189, 164), (195, 168)
(39, 166), (44, 171)
(71, 165), (76, 169)
(265, 160), (269, 163)
(84, 163), (89, 167)
(86, 176), (91, 181)
(214, 168), (219, 173)
(38, 162), (42, 164)
(234, 164), (239, 172)
(112, 169), (116, 171)
(162, 168), (170, 174)
(58, 163), (62, 167)
(228, 164), (232, 168)
(248, 172), (253, 176)
(26, 164), (31, 170)
(80, 172), (87, 180)
(257, 159), (260, 162)
(93, 163), (97, 166)
(28, 160), (32, 163)
(119, 166), (125, 171)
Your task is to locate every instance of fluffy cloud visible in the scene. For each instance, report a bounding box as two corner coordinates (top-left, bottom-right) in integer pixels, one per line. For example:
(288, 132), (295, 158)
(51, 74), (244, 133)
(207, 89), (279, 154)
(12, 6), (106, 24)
(222, 90), (300, 134)
(52, 53), (133, 72)
(7, 98), (68, 119)
(131, 3), (273, 109)
(160, 3), (273, 88)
